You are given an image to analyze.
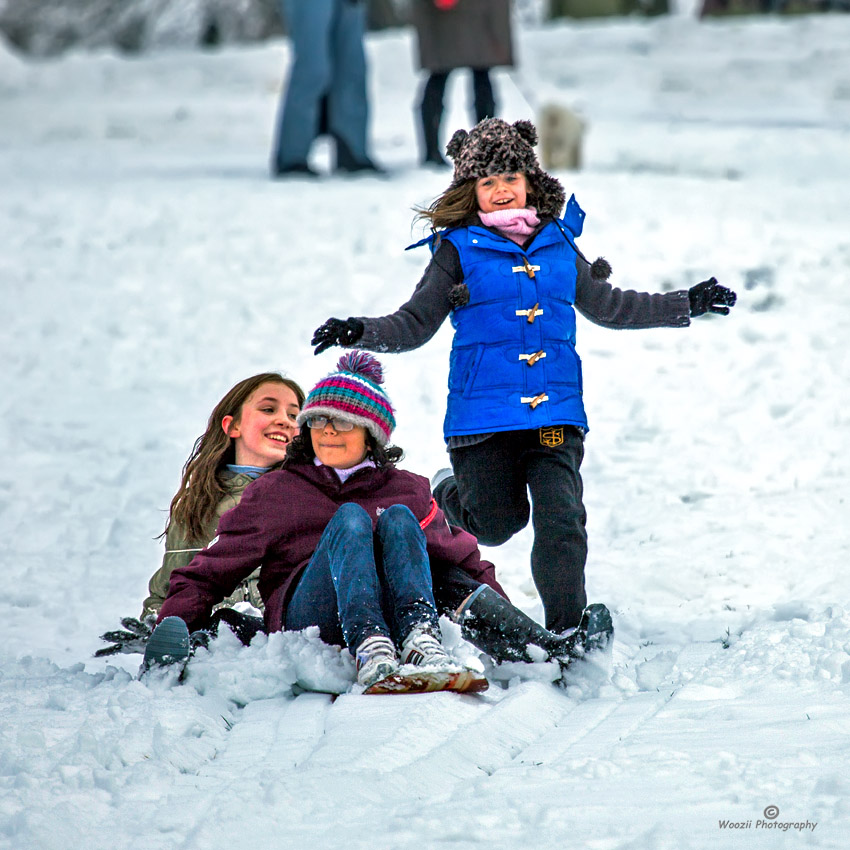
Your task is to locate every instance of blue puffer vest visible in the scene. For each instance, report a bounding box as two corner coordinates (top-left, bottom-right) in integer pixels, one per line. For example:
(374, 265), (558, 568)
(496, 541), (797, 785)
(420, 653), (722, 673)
(419, 195), (590, 440)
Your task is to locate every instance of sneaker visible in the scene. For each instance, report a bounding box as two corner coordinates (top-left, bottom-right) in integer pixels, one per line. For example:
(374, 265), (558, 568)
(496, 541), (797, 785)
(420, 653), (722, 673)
(355, 635), (399, 689)
(142, 616), (190, 671)
(430, 467), (454, 495)
(400, 625), (453, 669)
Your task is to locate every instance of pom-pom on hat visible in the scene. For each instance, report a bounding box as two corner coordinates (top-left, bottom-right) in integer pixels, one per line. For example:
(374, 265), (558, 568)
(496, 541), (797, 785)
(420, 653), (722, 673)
(297, 352), (396, 447)
(446, 118), (566, 219)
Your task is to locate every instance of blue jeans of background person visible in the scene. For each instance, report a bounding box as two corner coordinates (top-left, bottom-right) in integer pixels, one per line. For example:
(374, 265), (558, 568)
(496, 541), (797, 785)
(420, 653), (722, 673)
(272, 0), (369, 170)
(286, 503), (440, 651)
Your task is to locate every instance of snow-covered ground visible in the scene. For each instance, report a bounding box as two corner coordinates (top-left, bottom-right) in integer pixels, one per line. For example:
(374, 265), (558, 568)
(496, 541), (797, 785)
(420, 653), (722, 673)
(2, 11), (850, 849)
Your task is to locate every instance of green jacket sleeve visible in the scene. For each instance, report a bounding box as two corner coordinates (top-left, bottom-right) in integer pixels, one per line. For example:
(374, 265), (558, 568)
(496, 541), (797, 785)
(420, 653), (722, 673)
(140, 478), (263, 620)
(141, 522), (211, 620)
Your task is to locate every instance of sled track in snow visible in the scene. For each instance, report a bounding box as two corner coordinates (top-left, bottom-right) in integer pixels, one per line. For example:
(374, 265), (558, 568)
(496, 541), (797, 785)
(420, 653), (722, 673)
(135, 642), (724, 848)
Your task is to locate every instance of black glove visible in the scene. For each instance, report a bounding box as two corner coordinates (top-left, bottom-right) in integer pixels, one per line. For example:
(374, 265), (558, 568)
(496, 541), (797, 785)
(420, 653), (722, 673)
(95, 616), (154, 657)
(688, 277), (737, 317)
(311, 317), (364, 355)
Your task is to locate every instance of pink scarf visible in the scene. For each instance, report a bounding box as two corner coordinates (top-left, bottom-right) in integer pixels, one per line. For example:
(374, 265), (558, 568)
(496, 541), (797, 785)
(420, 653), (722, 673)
(479, 207), (540, 245)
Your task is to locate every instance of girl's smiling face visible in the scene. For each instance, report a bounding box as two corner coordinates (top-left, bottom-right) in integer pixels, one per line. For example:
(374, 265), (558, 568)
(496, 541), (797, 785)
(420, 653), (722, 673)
(311, 419), (369, 469)
(221, 382), (301, 467)
(475, 172), (528, 214)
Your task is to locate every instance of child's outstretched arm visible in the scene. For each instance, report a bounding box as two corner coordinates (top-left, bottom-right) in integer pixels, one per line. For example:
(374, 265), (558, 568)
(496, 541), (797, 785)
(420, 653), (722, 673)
(312, 242), (462, 355)
(575, 258), (736, 330)
(687, 277), (737, 317)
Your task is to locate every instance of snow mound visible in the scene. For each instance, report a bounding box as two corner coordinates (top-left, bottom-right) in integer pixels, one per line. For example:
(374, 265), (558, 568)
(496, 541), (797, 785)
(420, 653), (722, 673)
(185, 625), (355, 702)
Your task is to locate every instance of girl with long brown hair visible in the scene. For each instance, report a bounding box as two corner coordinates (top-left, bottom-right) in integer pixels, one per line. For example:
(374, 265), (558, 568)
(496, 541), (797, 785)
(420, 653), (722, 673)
(144, 372), (305, 620)
(96, 372), (304, 658)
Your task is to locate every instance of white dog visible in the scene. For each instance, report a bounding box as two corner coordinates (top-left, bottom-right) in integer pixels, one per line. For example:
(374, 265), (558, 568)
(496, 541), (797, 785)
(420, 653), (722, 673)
(539, 103), (586, 171)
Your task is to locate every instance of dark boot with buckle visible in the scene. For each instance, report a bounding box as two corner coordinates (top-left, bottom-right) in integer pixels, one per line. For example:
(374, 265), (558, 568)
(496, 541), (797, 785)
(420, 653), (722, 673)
(454, 585), (573, 663)
(454, 586), (613, 676)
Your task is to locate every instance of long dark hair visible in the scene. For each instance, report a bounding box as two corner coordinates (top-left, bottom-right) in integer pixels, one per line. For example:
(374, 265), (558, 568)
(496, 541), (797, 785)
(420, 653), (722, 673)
(165, 373), (305, 542)
(285, 429), (403, 469)
(414, 172), (544, 230)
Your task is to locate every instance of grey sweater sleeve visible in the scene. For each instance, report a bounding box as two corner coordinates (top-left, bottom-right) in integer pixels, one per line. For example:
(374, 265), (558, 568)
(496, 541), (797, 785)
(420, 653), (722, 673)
(574, 256), (691, 329)
(353, 241), (461, 353)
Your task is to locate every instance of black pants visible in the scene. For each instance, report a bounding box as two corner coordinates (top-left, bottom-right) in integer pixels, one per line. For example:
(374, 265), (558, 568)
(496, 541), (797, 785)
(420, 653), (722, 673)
(435, 427), (588, 633)
(422, 68), (496, 125)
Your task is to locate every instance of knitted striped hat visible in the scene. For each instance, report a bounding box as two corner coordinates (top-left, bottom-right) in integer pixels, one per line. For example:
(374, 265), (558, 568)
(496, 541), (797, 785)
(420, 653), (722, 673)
(297, 352), (396, 446)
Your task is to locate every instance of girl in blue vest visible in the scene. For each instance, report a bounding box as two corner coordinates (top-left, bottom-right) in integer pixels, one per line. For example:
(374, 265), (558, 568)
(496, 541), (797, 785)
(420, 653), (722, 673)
(311, 118), (736, 636)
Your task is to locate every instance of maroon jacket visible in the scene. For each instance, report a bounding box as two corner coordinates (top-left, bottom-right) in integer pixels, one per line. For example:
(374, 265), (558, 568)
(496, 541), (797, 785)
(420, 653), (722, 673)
(158, 461), (507, 634)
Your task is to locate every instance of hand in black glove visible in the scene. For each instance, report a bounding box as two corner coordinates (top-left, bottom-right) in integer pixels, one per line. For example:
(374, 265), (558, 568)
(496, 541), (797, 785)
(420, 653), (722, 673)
(311, 317), (364, 355)
(95, 616), (154, 657)
(688, 277), (737, 317)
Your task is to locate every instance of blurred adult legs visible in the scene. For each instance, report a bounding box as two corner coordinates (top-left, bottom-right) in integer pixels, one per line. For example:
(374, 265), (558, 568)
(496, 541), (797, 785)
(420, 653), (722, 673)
(471, 68), (496, 122)
(417, 68), (498, 166)
(419, 71), (449, 165)
(272, 0), (371, 175)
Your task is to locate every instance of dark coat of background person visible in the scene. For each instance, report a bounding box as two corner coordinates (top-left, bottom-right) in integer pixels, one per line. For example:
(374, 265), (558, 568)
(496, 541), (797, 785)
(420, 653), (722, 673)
(411, 0), (514, 166)
(412, 0), (513, 73)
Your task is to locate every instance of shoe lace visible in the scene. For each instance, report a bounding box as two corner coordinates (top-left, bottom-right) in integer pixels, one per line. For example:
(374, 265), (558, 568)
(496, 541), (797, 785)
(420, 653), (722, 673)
(402, 627), (447, 665)
(356, 635), (396, 669)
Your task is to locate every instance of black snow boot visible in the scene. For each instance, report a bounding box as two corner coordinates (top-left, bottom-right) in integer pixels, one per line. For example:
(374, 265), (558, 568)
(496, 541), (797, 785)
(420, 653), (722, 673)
(572, 603), (614, 658)
(454, 585), (573, 664)
(455, 586), (614, 672)
(141, 616), (190, 674)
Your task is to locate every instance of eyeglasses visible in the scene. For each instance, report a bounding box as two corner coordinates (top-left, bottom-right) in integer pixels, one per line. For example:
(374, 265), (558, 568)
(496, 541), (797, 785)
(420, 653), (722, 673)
(305, 415), (356, 432)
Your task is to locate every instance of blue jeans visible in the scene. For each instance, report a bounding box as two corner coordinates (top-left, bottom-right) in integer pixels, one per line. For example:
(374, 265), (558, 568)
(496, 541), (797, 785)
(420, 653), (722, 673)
(272, 0), (369, 169)
(286, 503), (440, 650)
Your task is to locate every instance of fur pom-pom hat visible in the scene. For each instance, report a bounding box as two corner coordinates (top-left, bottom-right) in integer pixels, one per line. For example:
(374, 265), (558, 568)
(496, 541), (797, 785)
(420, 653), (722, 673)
(297, 352), (396, 447)
(446, 118), (567, 219)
